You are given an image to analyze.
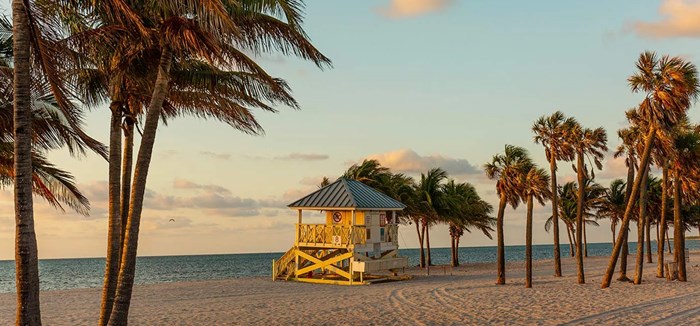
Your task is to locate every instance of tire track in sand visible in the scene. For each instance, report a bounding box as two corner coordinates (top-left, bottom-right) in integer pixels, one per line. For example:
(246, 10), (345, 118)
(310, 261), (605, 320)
(562, 292), (698, 325)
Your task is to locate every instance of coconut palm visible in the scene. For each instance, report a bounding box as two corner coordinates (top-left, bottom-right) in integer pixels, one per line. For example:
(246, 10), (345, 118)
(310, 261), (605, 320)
(520, 166), (551, 288)
(633, 166), (650, 285)
(613, 126), (640, 281)
(484, 145), (533, 285)
(545, 190), (577, 256)
(569, 122), (607, 284)
(532, 111), (576, 277)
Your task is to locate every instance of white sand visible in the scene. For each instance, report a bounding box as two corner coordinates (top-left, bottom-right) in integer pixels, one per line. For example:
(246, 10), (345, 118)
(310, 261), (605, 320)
(1, 251), (699, 325)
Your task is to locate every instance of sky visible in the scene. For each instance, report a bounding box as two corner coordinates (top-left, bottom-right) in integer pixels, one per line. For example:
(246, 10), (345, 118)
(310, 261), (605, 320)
(3, 0), (700, 259)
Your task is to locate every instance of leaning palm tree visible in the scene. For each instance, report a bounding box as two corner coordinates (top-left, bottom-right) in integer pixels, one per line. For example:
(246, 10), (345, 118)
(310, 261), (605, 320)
(484, 145), (533, 285)
(520, 166), (551, 288)
(532, 111), (576, 277)
(613, 126), (640, 281)
(602, 52), (699, 288)
(568, 122), (607, 284)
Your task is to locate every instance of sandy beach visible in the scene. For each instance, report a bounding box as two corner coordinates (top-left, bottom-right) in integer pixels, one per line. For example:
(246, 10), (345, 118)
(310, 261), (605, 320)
(1, 251), (699, 325)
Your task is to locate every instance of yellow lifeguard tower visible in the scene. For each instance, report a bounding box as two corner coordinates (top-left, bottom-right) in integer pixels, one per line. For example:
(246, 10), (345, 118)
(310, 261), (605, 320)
(272, 178), (409, 285)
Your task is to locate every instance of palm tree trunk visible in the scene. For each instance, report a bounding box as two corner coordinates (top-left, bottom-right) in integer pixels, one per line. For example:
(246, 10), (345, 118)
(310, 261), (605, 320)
(526, 194), (534, 288)
(575, 151), (585, 284)
(645, 213), (652, 264)
(583, 221), (588, 258)
(496, 194), (507, 285)
(549, 156), (562, 277)
(673, 168), (686, 282)
(450, 233), (456, 267)
(415, 220), (425, 268)
(567, 226), (574, 257)
(455, 236), (461, 266)
(666, 229), (672, 254)
(634, 165), (649, 285)
(602, 127), (656, 288)
(12, 0), (41, 323)
(99, 102), (123, 326)
(618, 227), (630, 282)
(426, 223), (432, 266)
(611, 221), (616, 247)
(108, 46), (173, 326)
(120, 117), (135, 249)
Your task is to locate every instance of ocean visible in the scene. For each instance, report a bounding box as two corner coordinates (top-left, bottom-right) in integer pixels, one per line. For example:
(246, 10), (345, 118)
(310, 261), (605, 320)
(1, 240), (698, 293)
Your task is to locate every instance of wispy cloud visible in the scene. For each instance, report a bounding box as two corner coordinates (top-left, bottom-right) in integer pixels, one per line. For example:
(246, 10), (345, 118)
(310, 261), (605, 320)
(274, 153), (329, 161)
(173, 179), (231, 194)
(365, 149), (481, 176)
(377, 0), (454, 19)
(200, 151), (231, 160)
(629, 0), (700, 38)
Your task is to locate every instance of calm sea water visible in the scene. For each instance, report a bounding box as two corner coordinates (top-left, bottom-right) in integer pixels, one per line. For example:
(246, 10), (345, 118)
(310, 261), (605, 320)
(1, 240), (698, 293)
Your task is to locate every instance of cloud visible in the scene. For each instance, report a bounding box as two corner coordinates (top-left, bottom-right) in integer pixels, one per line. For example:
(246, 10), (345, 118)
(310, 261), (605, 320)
(630, 0), (700, 38)
(365, 149), (481, 176)
(274, 153), (329, 161)
(199, 151), (231, 160)
(173, 179), (231, 194)
(377, 0), (454, 19)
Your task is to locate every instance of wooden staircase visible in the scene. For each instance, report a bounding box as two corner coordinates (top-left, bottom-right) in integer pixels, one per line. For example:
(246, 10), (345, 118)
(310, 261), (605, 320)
(273, 247), (296, 280)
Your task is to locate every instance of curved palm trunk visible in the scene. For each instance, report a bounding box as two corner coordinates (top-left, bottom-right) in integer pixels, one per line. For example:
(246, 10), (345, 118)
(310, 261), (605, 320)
(634, 167), (648, 285)
(673, 168), (686, 282)
(12, 0), (41, 323)
(99, 102), (123, 325)
(618, 155), (635, 282)
(611, 221), (617, 246)
(602, 127), (656, 288)
(415, 220), (425, 268)
(575, 150), (585, 284)
(549, 156), (562, 277)
(496, 194), (507, 285)
(120, 118), (135, 249)
(525, 194), (534, 288)
(108, 47), (173, 326)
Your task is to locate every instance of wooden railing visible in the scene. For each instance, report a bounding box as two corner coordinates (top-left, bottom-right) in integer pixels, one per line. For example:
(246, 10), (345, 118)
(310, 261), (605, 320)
(296, 224), (366, 247)
(272, 247), (296, 280)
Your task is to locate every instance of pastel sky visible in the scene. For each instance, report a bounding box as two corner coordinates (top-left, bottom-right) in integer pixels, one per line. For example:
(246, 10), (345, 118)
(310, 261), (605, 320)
(3, 0), (700, 259)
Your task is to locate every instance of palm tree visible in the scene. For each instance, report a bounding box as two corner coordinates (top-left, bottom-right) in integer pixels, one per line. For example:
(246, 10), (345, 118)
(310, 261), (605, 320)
(485, 145), (533, 285)
(670, 126), (700, 281)
(569, 122), (607, 284)
(633, 167), (650, 284)
(102, 2), (332, 324)
(521, 166), (551, 288)
(442, 180), (494, 266)
(599, 179), (626, 245)
(602, 52), (699, 288)
(545, 190), (577, 257)
(415, 168), (448, 268)
(614, 126), (639, 281)
(532, 111), (576, 277)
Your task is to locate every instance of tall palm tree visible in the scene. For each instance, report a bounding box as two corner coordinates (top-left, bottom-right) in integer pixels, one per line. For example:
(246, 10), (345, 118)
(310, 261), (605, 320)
(633, 166), (649, 284)
(532, 111), (576, 277)
(670, 126), (700, 281)
(521, 166), (551, 288)
(614, 126), (640, 281)
(102, 2), (332, 324)
(485, 144), (533, 285)
(569, 122), (607, 284)
(602, 52), (699, 288)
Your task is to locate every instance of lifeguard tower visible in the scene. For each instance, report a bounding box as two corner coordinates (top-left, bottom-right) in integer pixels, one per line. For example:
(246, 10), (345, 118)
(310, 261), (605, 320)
(272, 178), (409, 285)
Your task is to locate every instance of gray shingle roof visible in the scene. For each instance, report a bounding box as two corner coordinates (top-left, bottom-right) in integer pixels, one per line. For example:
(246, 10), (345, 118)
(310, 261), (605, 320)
(288, 178), (406, 210)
